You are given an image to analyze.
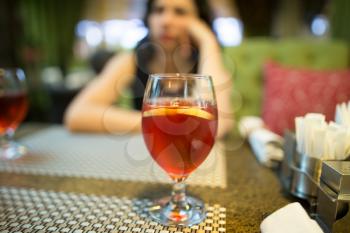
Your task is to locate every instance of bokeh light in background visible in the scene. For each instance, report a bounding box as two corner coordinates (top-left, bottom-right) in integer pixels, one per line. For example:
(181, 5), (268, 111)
(76, 20), (103, 47)
(213, 17), (243, 46)
(102, 20), (127, 47)
(85, 24), (103, 47)
(76, 17), (244, 50)
(311, 15), (329, 37)
(115, 19), (148, 49)
(76, 19), (148, 49)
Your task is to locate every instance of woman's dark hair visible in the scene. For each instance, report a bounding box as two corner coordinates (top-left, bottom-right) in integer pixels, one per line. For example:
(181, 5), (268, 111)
(143, 0), (214, 29)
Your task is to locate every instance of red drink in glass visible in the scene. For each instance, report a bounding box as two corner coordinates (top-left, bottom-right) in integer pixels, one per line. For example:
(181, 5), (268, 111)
(1, 68), (28, 160)
(142, 100), (217, 180)
(0, 92), (28, 134)
(142, 74), (218, 226)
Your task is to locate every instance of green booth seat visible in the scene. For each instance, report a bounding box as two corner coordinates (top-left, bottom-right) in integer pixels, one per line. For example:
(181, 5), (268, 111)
(223, 38), (349, 121)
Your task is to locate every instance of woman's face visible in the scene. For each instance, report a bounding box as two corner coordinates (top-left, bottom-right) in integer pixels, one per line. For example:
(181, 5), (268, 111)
(148, 0), (198, 51)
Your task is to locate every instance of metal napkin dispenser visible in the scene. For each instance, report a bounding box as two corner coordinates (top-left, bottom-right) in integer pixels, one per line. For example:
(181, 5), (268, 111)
(280, 131), (322, 200)
(291, 152), (323, 200)
(315, 161), (350, 233)
(280, 132), (350, 232)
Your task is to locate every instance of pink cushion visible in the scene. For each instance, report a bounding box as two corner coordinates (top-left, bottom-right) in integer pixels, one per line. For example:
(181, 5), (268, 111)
(262, 61), (350, 135)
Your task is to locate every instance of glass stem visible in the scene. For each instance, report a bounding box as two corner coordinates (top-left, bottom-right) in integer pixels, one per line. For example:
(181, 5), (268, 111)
(170, 178), (189, 210)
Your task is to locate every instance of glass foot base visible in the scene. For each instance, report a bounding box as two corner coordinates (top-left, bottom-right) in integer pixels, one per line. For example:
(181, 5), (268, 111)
(0, 141), (27, 160)
(148, 196), (206, 226)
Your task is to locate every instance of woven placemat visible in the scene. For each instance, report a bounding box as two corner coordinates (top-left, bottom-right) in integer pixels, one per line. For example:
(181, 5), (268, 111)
(0, 127), (226, 188)
(0, 186), (226, 233)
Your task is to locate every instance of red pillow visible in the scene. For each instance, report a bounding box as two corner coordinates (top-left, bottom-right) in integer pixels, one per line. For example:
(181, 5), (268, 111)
(262, 61), (350, 135)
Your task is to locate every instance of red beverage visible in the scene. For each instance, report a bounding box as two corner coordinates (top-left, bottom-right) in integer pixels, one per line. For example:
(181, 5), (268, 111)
(142, 101), (217, 179)
(0, 92), (28, 134)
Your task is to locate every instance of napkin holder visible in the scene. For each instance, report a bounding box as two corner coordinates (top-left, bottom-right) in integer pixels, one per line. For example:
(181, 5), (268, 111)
(290, 152), (323, 201)
(280, 132), (321, 201)
(315, 161), (350, 233)
(280, 133), (350, 232)
(280, 131), (295, 191)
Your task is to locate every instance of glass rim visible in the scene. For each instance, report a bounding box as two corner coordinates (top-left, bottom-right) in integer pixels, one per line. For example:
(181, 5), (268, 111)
(149, 73), (212, 80)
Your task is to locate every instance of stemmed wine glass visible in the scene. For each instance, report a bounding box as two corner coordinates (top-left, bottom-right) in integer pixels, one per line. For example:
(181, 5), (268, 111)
(0, 68), (29, 160)
(142, 73), (218, 226)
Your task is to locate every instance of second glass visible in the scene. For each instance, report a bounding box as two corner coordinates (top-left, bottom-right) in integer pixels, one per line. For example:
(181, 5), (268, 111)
(0, 68), (28, 160)
(141, 73), (218, 226)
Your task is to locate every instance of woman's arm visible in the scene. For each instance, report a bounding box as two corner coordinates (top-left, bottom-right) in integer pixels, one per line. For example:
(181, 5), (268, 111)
(64, 52), (142, 134)
(186, 19), (234, 138)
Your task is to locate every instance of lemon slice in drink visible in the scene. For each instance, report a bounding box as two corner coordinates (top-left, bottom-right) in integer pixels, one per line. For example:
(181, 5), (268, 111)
(143, 107), (214, 120)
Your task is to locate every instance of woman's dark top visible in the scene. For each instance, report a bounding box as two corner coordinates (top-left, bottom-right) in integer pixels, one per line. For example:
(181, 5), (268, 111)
(130, 37), (199, 110)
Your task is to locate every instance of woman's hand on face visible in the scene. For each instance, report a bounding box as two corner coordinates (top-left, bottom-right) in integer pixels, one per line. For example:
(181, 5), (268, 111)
(177, 17), (217, 59)
(184, 17), (217, 48)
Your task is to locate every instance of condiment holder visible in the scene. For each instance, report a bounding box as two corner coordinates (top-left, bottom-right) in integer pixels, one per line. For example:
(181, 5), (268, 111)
(315, 161), (350, 233)
(280, 132), (350, 233)
(290, 151), (323, 200)
(280, 131), (322, 200)
(280, 106), (350, 232)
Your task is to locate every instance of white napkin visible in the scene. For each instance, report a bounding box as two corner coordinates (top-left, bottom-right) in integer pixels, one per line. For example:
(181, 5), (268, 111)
(261, 202), (324, 233)
(238, 116), (264, 138)
(335, 101), (350, 127)
(335, 101), (350, 155)
(249, 128), (283, 167)
(295, 112), (350, 160)
(239, 116), (283, 167)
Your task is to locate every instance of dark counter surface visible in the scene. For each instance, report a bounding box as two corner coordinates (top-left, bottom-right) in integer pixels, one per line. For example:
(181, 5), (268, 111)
(0, 123), (296, 232)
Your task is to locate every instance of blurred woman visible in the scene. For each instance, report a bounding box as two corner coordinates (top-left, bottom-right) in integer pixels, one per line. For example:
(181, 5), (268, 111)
(64, 0), (233, 138)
